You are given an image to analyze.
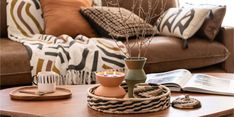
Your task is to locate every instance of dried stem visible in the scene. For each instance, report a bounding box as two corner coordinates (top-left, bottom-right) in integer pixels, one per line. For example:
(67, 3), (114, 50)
(103, 0), (167, 58)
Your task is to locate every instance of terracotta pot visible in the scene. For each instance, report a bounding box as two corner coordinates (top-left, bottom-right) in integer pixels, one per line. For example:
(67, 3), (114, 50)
(94, 71), (126, 98)
(125, 57), (147, 98)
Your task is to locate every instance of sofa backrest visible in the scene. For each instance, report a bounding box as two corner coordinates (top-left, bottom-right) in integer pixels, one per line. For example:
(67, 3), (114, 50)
(102, 0), (177, 25)
(0, 0), (7, 38)
(0, 0), (177, 38)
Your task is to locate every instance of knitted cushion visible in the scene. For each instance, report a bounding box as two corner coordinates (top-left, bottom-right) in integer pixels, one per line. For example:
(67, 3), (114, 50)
(80, 7), (156, 40)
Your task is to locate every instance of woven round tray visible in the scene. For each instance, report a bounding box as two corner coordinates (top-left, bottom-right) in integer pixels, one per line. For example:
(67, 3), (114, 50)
(87, 83), (171, 114)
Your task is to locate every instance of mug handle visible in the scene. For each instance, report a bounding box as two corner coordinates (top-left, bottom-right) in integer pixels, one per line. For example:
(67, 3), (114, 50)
(32, 75), (38, 85)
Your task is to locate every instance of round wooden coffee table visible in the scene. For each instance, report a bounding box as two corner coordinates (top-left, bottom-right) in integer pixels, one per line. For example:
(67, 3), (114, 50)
(0, 73), (234, 117)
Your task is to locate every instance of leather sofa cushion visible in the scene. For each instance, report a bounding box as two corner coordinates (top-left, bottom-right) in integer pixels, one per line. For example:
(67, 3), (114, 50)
(128, 36), (230, 73)
(0, 39), (32, 86)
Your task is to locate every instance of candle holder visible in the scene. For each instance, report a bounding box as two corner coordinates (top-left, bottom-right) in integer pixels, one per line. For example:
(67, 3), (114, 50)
(94, 71), (126, 98)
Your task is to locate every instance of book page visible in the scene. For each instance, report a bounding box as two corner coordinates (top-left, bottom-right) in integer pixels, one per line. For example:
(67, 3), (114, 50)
(146, 69), (192, 90)
(183, 74), (234, 96)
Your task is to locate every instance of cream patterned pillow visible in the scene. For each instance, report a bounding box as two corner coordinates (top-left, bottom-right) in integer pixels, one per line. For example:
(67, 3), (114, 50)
(7, 0), (44, 40)
(155, 8), (210, 40)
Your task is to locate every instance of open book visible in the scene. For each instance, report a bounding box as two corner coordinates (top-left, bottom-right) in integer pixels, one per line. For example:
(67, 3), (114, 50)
(146, 69), (234, 96)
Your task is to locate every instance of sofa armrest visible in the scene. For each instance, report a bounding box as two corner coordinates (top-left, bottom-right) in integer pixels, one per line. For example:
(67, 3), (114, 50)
(216, 26), (234, 73)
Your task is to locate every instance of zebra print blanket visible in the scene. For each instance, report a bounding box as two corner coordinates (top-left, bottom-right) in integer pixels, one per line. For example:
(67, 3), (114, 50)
(11, 34), (127, 84)
(6, 0), (127, 84)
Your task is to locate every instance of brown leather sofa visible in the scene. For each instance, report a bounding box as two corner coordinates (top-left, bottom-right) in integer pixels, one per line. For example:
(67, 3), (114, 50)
(0, 0), (234, 88)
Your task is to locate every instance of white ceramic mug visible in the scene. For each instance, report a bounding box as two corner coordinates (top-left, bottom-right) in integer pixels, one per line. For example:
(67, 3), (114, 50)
(33, 71), (59, 93)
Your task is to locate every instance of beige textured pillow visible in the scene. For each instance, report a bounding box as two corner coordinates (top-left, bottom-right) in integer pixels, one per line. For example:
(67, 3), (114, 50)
(40, 0), (96, 37)
(155, 8), (210, 40)
(182, 3), (226, 41)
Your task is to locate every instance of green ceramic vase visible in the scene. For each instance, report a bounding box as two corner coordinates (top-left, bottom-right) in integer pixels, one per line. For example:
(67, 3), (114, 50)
(124, 57), (147, 98)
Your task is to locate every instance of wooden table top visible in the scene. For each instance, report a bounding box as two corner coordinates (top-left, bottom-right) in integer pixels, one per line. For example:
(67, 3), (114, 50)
(0, 73), (234, 117)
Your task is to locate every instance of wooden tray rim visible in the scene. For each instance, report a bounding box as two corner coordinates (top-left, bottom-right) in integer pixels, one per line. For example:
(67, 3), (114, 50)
(9, 86), (72, 101)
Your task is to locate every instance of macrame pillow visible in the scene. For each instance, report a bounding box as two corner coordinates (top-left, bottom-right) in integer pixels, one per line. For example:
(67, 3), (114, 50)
(6, 0), (44, 40)
(80, 7), (156, 40)
(155, 8), (210, 41)
(182, 3), (226, 41)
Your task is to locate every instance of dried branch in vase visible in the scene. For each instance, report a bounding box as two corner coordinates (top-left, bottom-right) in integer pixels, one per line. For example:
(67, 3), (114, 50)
(103, 0), (167, 58)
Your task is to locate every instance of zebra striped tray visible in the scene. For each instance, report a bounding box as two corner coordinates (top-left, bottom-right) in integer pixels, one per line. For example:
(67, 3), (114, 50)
(87, 83), (171, 114)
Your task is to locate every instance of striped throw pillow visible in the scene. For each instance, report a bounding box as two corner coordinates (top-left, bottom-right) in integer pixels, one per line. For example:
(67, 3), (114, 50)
(6, 0), (44, 40)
